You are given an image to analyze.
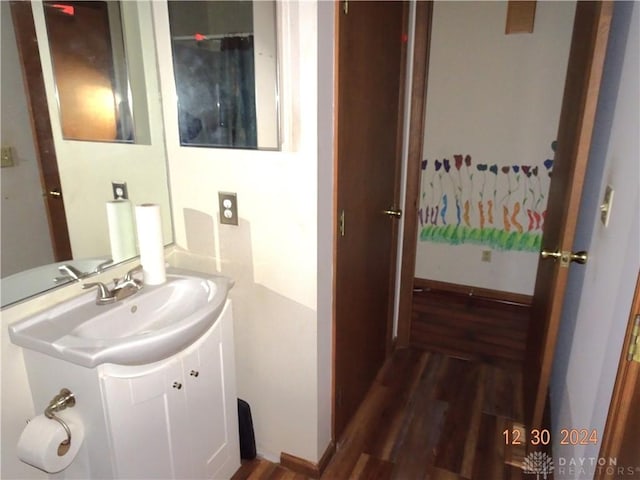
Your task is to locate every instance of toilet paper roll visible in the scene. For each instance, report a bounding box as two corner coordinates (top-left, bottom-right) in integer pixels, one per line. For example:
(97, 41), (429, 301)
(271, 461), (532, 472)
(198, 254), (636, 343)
(106, 200), (137, 263)
(17, 414), (84, 473)
(135, 203), (166, 285)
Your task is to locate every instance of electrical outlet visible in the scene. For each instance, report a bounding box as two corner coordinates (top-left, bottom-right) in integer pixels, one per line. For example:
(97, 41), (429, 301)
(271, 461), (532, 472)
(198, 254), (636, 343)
(218, 192), (238, 226)
(112, 182), (128, 200)
(481, 250), (492, 262)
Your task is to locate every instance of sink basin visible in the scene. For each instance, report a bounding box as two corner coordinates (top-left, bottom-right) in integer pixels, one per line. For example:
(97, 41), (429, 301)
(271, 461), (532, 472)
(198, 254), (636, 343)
(8, 268), (232, 367)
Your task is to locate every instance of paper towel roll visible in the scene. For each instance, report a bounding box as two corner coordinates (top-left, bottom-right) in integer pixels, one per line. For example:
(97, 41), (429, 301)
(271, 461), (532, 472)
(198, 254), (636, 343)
(135, 203), (166, 285)
(17, 414), (84, 473)
(106, 200), (137, 262)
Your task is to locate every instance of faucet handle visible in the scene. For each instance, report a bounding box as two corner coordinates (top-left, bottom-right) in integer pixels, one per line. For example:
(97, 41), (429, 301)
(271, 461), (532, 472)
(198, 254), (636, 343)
(94, 259), (114, 273)
(124, 265), (143, 283)
(82, 282), (115, 305)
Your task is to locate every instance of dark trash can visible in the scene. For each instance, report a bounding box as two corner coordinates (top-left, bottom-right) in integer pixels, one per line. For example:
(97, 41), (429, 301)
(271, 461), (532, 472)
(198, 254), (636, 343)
(237, 398), (256, 460)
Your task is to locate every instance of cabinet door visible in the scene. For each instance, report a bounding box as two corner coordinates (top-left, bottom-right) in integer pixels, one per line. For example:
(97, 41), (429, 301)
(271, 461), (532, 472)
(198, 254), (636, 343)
(183, 301), (240, 479)
(100, 359), (193, 479)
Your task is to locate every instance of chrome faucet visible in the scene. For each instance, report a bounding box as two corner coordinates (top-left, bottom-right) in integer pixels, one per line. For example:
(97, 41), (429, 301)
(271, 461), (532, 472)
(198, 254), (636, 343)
(83, 265), (143, 305)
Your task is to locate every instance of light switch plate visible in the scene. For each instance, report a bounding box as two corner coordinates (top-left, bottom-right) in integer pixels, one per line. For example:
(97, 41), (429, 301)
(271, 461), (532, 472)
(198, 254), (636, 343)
(600, 185), (614, 227)
(218, 192), (238, 226)
(1, 146), (15, 167)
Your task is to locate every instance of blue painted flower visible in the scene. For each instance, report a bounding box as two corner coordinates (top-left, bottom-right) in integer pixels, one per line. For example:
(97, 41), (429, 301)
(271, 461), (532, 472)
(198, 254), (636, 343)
(477, 164), (488, 172)
(443, 158), (451, 173)
(435, 160), (442, 172)
(544, 159), (554, 170)
(421, 159), (428, 170)
(512, 165), (520, 173)
(489, 164), (498, 175)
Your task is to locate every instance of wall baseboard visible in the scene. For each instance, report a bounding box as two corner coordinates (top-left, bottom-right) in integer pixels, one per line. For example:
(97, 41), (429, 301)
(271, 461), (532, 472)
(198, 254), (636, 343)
(410, 278), (531, 368)
(412, 278), (532, 306)
(280, 441), (335, 479)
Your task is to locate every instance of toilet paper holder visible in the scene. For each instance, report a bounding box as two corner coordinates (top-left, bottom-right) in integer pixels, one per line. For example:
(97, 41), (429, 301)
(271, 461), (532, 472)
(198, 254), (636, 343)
(44, 388), (75, 454)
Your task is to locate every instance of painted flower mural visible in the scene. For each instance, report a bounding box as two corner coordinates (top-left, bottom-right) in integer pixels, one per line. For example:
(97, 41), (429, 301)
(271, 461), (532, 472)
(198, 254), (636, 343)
(418, 144), (555, 251)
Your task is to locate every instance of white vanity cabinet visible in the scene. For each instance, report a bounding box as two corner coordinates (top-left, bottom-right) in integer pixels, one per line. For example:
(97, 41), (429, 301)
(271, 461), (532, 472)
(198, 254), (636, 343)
(99, 300), (240, 479)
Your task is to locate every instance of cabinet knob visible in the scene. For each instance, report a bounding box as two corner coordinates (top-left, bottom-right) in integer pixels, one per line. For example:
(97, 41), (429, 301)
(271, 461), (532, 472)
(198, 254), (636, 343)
(190, 370), (199, 377)
(172, 382), (182, 390)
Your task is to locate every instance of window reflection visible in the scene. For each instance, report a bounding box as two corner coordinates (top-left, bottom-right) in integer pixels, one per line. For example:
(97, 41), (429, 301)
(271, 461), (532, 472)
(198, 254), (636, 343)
(167, 1), (278, 150)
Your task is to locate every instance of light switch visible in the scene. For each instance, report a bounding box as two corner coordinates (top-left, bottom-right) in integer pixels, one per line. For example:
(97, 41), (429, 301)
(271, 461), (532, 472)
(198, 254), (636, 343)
(600, 185), (614, 227)
(1, 146), (15, 167)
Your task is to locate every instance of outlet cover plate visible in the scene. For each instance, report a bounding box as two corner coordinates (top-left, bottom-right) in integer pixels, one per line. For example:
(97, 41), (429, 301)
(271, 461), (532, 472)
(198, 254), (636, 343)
(218, 192), (238, 226)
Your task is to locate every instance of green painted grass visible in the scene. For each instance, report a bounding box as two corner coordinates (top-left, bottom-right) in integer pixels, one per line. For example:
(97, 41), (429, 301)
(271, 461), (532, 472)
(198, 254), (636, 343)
(419, 225), (542, 252)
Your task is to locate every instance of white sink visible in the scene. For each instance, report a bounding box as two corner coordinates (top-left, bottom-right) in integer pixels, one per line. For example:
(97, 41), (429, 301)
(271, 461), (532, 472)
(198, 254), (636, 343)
(8, 268), (232, 367)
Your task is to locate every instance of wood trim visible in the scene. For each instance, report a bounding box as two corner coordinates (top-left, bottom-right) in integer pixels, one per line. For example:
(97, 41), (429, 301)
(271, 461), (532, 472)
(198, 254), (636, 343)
(413, 278), (533, 307)
(397, 1), (433, 347)
(385, 1), (411, 357)
(505, 1), (537, 34)
(596, 271), (640, 480)
(331, 0), (340, 445)
(9, 1), (72, 261)
(280, 441), (336, 479)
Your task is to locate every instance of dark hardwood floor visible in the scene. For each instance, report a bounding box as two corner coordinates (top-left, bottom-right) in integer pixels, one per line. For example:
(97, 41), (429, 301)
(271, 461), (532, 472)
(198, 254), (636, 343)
(233, 348), (531, 480)
(232, 283), (542, 479)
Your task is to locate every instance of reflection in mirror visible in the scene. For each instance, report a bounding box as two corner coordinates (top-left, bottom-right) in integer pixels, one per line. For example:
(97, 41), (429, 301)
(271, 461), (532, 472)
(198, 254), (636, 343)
(167, 0), (279, 150)
(42, 1), (135, 142)
(0, 1), (172, 308)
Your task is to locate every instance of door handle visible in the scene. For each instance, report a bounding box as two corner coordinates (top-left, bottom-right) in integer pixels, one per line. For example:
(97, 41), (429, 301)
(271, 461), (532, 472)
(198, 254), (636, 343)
(540, 249), (588, 266)
(382, 208), (402, 219)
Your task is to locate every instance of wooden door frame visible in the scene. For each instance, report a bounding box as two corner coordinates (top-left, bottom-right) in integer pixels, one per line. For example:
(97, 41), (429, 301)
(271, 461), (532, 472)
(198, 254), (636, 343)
(596, 270), (640, 480)
(10, 1), (72, 261)
(332, 0), (410, 441)
(396, 1), (433, 346)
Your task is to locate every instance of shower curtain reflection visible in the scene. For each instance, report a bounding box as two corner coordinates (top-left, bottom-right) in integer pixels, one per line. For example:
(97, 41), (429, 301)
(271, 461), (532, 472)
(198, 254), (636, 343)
(172, 35), (257, 149)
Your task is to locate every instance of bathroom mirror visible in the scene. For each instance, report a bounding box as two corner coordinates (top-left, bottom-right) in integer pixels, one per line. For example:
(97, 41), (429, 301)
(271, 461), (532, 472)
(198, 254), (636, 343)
(0, 1), (172, 308)
(167, 0), (279, 150)
(42, 1), (136, 143)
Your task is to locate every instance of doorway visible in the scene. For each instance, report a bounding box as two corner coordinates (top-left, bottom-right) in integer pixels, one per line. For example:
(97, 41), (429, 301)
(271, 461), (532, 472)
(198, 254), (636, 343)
(398, 0), (613, 432)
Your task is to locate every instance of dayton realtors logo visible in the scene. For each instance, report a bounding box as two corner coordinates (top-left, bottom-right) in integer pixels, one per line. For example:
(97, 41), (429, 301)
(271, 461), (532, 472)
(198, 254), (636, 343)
(521, 452), (554, 480)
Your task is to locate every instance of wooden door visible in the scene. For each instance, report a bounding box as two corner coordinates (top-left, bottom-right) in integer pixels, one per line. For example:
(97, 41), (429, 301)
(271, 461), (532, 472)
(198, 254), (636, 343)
(334, 1), (407, 440)
(523, 1), (614, 430)
(597, 271), (640, 480)
(10, 2), (72, 261)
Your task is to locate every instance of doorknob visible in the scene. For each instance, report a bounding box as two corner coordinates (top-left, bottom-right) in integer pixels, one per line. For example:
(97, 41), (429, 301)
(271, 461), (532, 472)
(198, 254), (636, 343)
(382, 208), (402, 219)
(540, 249), (588, 266)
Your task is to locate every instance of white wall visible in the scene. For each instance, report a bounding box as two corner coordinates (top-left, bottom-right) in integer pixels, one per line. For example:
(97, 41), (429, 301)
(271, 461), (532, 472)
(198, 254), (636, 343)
(153, 0), (329, 463)
(551, 3), (639, 477)
(31, 0), (172, 260)
(0, 2), (55, 277)
(415, 1), (575, 295)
